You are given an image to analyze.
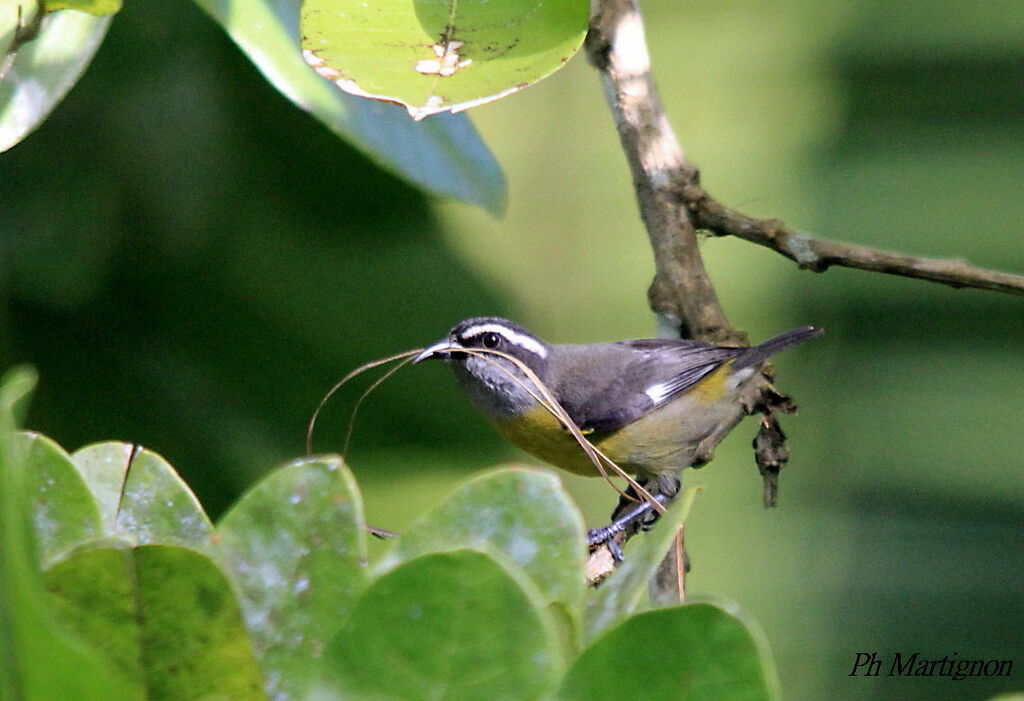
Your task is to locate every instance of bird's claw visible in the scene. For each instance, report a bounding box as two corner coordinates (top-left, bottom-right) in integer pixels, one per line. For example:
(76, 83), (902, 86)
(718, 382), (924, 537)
(587, 525), (625, 562)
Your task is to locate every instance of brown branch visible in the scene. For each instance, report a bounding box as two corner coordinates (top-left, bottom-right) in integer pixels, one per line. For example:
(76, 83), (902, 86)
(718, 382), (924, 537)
(690, 194), (1024, 296)
(582, 0), (1023, 588)
(582, 0), (799, 586)
(584, 0), (741, 346)
(584, 0), (1024, 329)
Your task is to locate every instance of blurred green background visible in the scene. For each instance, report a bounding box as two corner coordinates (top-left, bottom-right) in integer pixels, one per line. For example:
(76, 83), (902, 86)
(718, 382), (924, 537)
(2, 0), (1022, 699)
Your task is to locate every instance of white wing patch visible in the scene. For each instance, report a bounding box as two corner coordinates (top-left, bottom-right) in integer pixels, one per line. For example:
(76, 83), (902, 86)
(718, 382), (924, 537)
(642, 360), (731, 406)
(644, 381), (673, 405)
(459, 323), (548, 358)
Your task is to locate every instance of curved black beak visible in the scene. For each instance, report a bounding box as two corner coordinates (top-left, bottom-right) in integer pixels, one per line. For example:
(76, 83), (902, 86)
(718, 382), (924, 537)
(412, 340), (457, 363)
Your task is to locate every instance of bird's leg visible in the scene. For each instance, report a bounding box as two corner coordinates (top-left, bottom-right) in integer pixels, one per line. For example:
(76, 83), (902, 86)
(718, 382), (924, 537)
(586, 492), (671, 557)
(586, 475), (680, 558)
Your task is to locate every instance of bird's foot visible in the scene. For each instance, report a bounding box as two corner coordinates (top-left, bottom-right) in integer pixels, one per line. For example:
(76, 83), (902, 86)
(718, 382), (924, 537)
(587, 525), (625, 561)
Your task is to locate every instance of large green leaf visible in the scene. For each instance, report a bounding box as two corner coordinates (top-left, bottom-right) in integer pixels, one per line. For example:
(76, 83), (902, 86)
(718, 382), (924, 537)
(45, 543), (266, 700)
(0, 5), (112, 152)
(376, 466), (587, 618)
(324, 549), (562, 701)
(70, 442), (214, 549)
(558, 603), (776, 701)
(0, 367), (132, 701)
(191, 0), (505, 213)
(17, 431), (102, 567)
(215, 456), (368, 700)
(301, 0), (588, 120)
(584, 487), (700, 642)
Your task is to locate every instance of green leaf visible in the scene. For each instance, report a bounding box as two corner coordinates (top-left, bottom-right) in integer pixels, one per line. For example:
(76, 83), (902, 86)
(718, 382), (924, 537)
(44, 0), (121, 15)
(0, 365), (36, 425)
(584, 487), (700, 642)
(324, 549), (562, 701)
(0, 6), (112, 152)
(215, 456), (368, 700)
(191, 0), (505, 214)
(376, 466), (587, 619)
(301, 0), (588, 120)
(0, 369), (133, 701)
(70, 442), (214, 549)
(558, 603), (776, 701)
(17, 432), (102, 567)
(45, 544), (266, 700)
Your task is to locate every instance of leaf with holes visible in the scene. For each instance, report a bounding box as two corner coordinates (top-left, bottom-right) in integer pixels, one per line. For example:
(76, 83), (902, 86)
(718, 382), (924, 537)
(300, 0), (588, 120)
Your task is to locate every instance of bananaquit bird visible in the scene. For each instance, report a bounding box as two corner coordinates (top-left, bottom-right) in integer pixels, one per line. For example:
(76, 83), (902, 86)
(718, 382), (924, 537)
(414, 317), (822, 549)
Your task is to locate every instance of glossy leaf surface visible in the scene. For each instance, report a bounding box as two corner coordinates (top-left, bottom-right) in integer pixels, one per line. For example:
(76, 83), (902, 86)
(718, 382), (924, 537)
(0, 367), (132, 701)
(377, 466), (587, 616)
(560, 603), (775, 701)
(216, 456), (368, 700)
(70, 442), (213, 549)
(0, 7), (112, 151)
(18, 432), (102, 567)
(45, 544), (266, 700)
(193, 0), (505, 212)
(325, 549), (561, 701)
(301, 0), (587, 119)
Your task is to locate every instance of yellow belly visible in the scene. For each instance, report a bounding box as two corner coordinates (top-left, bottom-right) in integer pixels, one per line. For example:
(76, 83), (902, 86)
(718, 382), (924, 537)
(491, 363), (739, 477)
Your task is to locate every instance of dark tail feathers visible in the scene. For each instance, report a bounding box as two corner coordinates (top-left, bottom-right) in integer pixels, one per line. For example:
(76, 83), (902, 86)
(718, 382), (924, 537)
(733, 326), (823, 369)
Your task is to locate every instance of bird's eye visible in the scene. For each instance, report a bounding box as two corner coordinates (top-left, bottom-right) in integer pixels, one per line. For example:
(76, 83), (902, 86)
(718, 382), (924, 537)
(482, 332), (501, 349)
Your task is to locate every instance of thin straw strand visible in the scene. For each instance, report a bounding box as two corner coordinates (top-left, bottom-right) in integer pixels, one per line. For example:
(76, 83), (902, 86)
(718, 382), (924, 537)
(305, 349), (420, 455)
(460, 348), (664, 513)
(341, 355), (415, 458)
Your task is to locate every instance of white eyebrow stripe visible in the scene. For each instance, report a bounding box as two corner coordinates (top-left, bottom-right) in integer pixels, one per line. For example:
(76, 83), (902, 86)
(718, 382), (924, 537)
(460, 323), (548, 358)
